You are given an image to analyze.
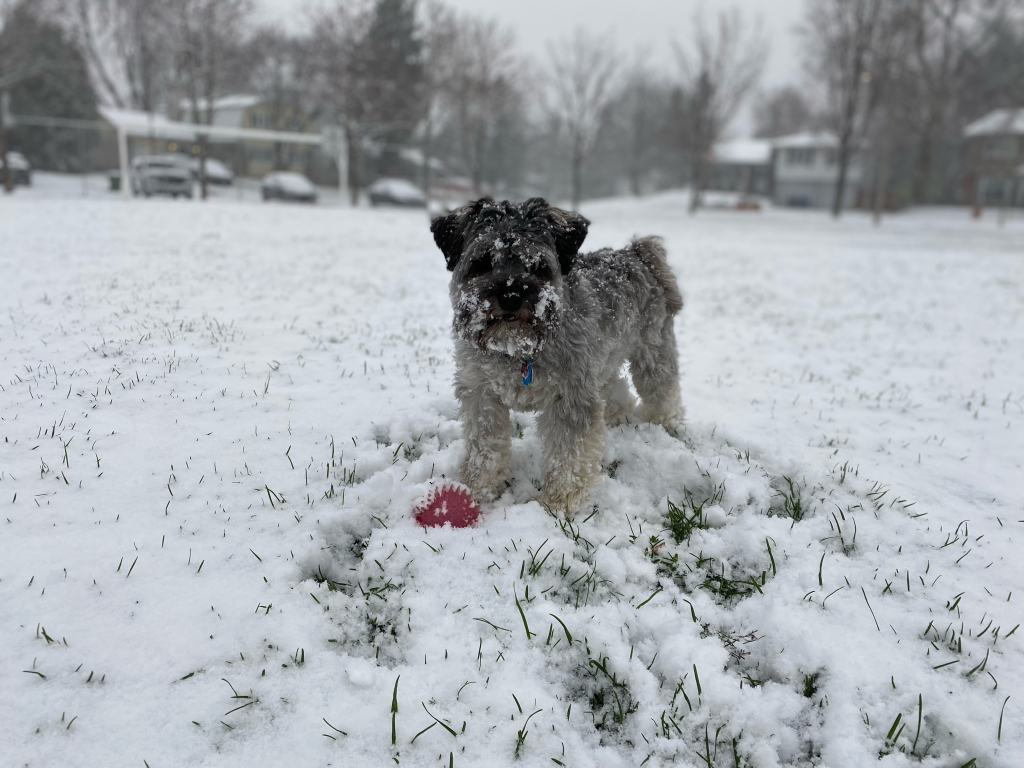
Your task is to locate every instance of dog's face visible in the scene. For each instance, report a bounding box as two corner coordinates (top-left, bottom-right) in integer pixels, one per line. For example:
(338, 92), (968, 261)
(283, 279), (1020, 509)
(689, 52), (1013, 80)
(431, 197), (589, 357)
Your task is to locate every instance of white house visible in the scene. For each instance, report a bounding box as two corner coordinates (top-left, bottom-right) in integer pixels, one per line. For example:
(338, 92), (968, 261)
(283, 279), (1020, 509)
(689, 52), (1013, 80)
(708, 139), (773, 197)
(771, 131), (861, 209)
(962, 107), (1024, 207)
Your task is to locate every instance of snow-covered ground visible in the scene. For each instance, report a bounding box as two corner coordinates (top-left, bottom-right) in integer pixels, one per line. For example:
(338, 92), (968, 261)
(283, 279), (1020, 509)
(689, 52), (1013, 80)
(1, 184), (1021, 767)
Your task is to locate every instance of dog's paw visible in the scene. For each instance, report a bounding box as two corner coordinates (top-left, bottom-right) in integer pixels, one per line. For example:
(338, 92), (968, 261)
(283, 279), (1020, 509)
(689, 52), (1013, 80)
(538, 484), (589, 518)
(659, 414), (685, 439)
(460, 466), (507, 504)
(639, 402), (686, 439)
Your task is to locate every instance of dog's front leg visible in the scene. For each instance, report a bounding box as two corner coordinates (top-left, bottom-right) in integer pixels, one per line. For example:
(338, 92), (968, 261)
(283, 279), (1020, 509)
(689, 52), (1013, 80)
(457, 385), (512, 502)
(538, 398), (605, 515)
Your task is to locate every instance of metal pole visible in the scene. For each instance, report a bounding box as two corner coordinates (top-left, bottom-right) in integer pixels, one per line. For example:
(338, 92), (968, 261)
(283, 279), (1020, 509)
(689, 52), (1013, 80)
(118, 127), (130, 199)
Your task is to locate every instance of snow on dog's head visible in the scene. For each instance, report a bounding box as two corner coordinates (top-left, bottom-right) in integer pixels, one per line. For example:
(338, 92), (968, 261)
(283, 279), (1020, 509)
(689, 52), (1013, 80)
(431, 197), (588, 358)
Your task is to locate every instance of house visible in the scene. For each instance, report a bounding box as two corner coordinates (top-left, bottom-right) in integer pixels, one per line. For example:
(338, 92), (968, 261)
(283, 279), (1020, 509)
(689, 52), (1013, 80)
(771, 131), (861, 209)
(963, 108), (1024, 207)
(708, 139), (773, 197)
(93, 106), (203, 169)
(178, 94), (325, 180)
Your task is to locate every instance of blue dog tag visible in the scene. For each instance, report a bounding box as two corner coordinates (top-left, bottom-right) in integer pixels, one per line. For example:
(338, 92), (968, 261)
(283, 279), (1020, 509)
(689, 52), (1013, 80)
(521, 359), (533, 386)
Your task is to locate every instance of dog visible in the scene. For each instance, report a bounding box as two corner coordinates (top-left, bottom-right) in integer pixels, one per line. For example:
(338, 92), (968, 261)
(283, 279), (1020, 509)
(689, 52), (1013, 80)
(431, 197), (684, 514)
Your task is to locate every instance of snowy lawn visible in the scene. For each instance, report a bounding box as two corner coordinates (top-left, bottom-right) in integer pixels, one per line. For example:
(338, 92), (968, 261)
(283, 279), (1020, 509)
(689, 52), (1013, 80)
(1, 189), (1021, 767)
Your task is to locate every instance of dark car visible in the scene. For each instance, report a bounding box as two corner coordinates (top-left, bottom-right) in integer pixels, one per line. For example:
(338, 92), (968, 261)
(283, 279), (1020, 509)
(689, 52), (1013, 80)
(261, 172), (317, 203)
(368, 177), (426, 207)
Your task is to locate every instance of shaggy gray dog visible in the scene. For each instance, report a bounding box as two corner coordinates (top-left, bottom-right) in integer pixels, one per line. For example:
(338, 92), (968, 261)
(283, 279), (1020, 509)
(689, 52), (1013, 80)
(431, 197), (684, 514)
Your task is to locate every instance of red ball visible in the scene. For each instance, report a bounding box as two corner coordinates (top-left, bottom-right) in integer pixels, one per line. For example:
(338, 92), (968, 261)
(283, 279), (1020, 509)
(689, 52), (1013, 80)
(413, 484), (481, 528)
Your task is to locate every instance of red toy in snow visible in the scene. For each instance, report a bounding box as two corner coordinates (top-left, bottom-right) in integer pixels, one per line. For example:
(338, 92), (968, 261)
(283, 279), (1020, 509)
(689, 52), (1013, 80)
(413, 484), (481, 528)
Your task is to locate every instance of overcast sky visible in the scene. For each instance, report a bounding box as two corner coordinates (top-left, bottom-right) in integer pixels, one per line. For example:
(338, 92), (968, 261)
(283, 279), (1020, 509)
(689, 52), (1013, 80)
(256, 0), (808, 136)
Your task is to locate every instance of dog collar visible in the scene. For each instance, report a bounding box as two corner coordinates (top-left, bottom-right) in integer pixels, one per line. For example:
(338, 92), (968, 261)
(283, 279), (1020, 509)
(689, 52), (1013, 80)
(521, 359), (533, 386)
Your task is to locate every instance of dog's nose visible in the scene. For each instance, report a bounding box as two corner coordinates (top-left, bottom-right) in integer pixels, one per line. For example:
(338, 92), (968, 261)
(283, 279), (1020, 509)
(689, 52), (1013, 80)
(498, 290), (524, 313)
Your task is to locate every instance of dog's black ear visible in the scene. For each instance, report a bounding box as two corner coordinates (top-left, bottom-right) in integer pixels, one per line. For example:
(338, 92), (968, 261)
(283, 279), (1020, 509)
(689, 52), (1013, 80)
(430, 198), (494, 271)
(547, 205), (590, 275)
(431, 210), (467, 271)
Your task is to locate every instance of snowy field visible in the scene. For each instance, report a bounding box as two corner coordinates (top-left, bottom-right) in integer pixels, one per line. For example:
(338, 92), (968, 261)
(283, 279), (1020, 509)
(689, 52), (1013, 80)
(1, 180), (1022, 767)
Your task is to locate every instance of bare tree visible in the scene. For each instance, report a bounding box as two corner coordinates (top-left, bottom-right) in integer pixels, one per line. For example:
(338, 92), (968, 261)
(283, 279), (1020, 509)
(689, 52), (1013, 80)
(611, 57), (673, 196)
(546, 29), (619, 211)
(444, 14), (520, 197)
(673, 10), (769, 212)
(753, 85), (814, 138)
(866, 4), (916, 223)
(248, 27), (308, 170)
(171, 0), (252, 199)
(60, 0), (173, 111)
(800, 0), (892, 217)
(419, 0), (457, 197)
(906, 0), (979, 203)
(309, 0), (377, 203)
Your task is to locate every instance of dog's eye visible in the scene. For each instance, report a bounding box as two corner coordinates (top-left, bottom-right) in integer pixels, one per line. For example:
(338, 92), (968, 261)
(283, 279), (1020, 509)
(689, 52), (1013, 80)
(532, 263), (553, 280)
(465, 259), (491, 279)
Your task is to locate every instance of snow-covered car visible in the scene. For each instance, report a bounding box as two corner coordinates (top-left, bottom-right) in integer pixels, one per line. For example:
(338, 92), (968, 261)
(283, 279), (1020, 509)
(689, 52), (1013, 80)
(261, 172), (317, 203)
(2, 151), (32, 185)
(131, 155), (193, 198)
(368, 177), (426, 207)
(187, 157), (234, 185)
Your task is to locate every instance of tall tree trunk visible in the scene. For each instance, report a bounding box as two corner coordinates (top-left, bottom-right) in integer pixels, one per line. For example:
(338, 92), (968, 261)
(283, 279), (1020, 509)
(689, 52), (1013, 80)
(833, 134), (851, 217)
(689, 153), (706, 213)
(570, 145), (582, 211)
(421, 115), (433, 200)
(0, 110), (12, 193)
(346, 124), (360, 206)
(872, 110), (894, 225)
(911, 112), (937, 204)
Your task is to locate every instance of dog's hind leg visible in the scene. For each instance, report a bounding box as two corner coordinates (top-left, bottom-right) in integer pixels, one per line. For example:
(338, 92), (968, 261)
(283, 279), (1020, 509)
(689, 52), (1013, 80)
(458, 385), (512, 502)
(602, 371), (637, 426)
(538, 398), (606, 515)
(630, 319), (685, 437)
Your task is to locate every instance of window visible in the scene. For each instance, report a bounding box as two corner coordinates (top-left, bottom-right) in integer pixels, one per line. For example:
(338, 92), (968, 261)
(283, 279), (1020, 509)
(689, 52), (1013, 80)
(250, 112), (269, 129)
(981, 136), (1018, 160)
(785, 148), (815, 165)
(979, 176), (1011, 204)
(248, 146), (273, 163)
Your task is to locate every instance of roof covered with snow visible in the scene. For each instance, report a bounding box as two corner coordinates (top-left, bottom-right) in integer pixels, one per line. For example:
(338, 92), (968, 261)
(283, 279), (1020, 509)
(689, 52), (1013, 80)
(178, 94), (262, 113)
(98, 106), (200, 140)
(964, 107), (1024, 137)
(98, 105), (322, 145)
(712, 139), (773, 165)
(771, 131), (840, 149)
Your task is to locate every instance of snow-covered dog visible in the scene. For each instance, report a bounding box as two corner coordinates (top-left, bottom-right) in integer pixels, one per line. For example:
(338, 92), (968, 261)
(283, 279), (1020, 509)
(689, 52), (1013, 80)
(431, 197), (685, 514)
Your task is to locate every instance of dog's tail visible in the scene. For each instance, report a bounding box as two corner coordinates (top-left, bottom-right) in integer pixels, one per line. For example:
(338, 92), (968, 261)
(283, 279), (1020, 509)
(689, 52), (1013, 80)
(631, 237), (682, 316)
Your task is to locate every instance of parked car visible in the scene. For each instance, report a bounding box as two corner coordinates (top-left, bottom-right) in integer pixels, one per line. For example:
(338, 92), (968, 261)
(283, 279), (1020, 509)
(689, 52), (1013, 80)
(2, 151), (32, 185)
(187, 157), (234, 185)
(368, 177), (426, 207)
(261, 172), (317, 203)
(131, 155), (193, 198)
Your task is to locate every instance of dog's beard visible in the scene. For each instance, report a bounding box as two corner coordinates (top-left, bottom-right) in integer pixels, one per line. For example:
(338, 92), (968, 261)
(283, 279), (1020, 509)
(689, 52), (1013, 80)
(453, 283), (560, 358)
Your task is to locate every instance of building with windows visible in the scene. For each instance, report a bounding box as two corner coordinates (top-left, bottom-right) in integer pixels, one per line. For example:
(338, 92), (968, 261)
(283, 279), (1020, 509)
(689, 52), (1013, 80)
(708, 139), (773, 197)
(177, 94), (326, 180)
(963, 108), (1024, 208)
(771, 132), (861, 210)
